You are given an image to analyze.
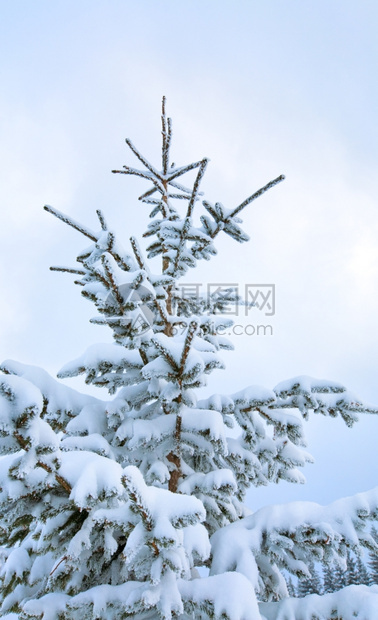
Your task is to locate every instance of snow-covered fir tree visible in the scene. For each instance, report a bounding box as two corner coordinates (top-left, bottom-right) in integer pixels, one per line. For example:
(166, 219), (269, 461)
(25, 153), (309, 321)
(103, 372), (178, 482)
(297, 562), (322, 598)
(1, 98), (378, 619)
(345, 549), (371, 587)
(285, 576), (296, 598)
(333, 560), (348, 592)
(323, 563), (336, 594)
(345, 549), (359, 587)
(355, 555), (371, 586)
(320, 551), (371, 596)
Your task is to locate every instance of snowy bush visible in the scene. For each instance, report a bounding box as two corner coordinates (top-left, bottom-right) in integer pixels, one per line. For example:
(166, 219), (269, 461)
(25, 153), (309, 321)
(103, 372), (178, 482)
(1, 98), (378, 619)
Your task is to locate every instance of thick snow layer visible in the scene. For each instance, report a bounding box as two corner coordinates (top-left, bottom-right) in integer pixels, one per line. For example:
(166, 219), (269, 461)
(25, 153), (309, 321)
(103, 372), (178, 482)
(232, 385), (276, 407)
(123, 466), (206, 528)
(274, 375), (346, 396)
(0, 360), (101, 414)
(68, 581), (145, 617)
(58, 343), (142, 378)
(197, 392), (235, 414)
(0, 547), (31, 585)
(61, 432), (112, 456)
(59, 451), (125, 507)
(182, 523), (211, 563)
(68, 575), (185, 619)
(0, 453), (39, 499)
(116, 413), (176, 448)
(29, 553), (55, 586)
(178, 469), (237, 496)
(23, 592), (70, 620)
(66, 402), (110, 435)
(0, 374), (42, 429)
(142, 356), (175, 379)
(181, 407), (227, 447)
(179, 571), (260, 619)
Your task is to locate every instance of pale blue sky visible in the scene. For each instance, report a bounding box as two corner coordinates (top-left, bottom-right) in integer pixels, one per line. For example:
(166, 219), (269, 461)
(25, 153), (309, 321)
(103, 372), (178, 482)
(1, 1), (378, 509)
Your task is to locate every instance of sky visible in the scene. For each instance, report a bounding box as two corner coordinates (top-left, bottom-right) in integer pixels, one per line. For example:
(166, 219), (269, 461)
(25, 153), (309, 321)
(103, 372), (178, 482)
(1, 1), (378, 511)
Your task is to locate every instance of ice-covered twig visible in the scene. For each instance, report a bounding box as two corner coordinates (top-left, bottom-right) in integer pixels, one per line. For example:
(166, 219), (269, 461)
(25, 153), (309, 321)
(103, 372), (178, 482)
(231, 174), (285, 218)
(186, 158), (209, 219)
(129, 236), (146, 271)
(44, 205), (97, 242)
(179, 321), (198, 377)
(208, 174), (285, 240)
(161, 95), (172, 175)
(125, 138), (164, 182)
(50, 267), (86, 275)
(96, 209), (108, 231)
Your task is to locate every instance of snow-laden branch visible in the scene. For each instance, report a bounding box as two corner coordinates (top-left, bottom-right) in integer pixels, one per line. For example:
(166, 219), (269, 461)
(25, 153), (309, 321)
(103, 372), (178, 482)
(211, 487), (378, 601)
